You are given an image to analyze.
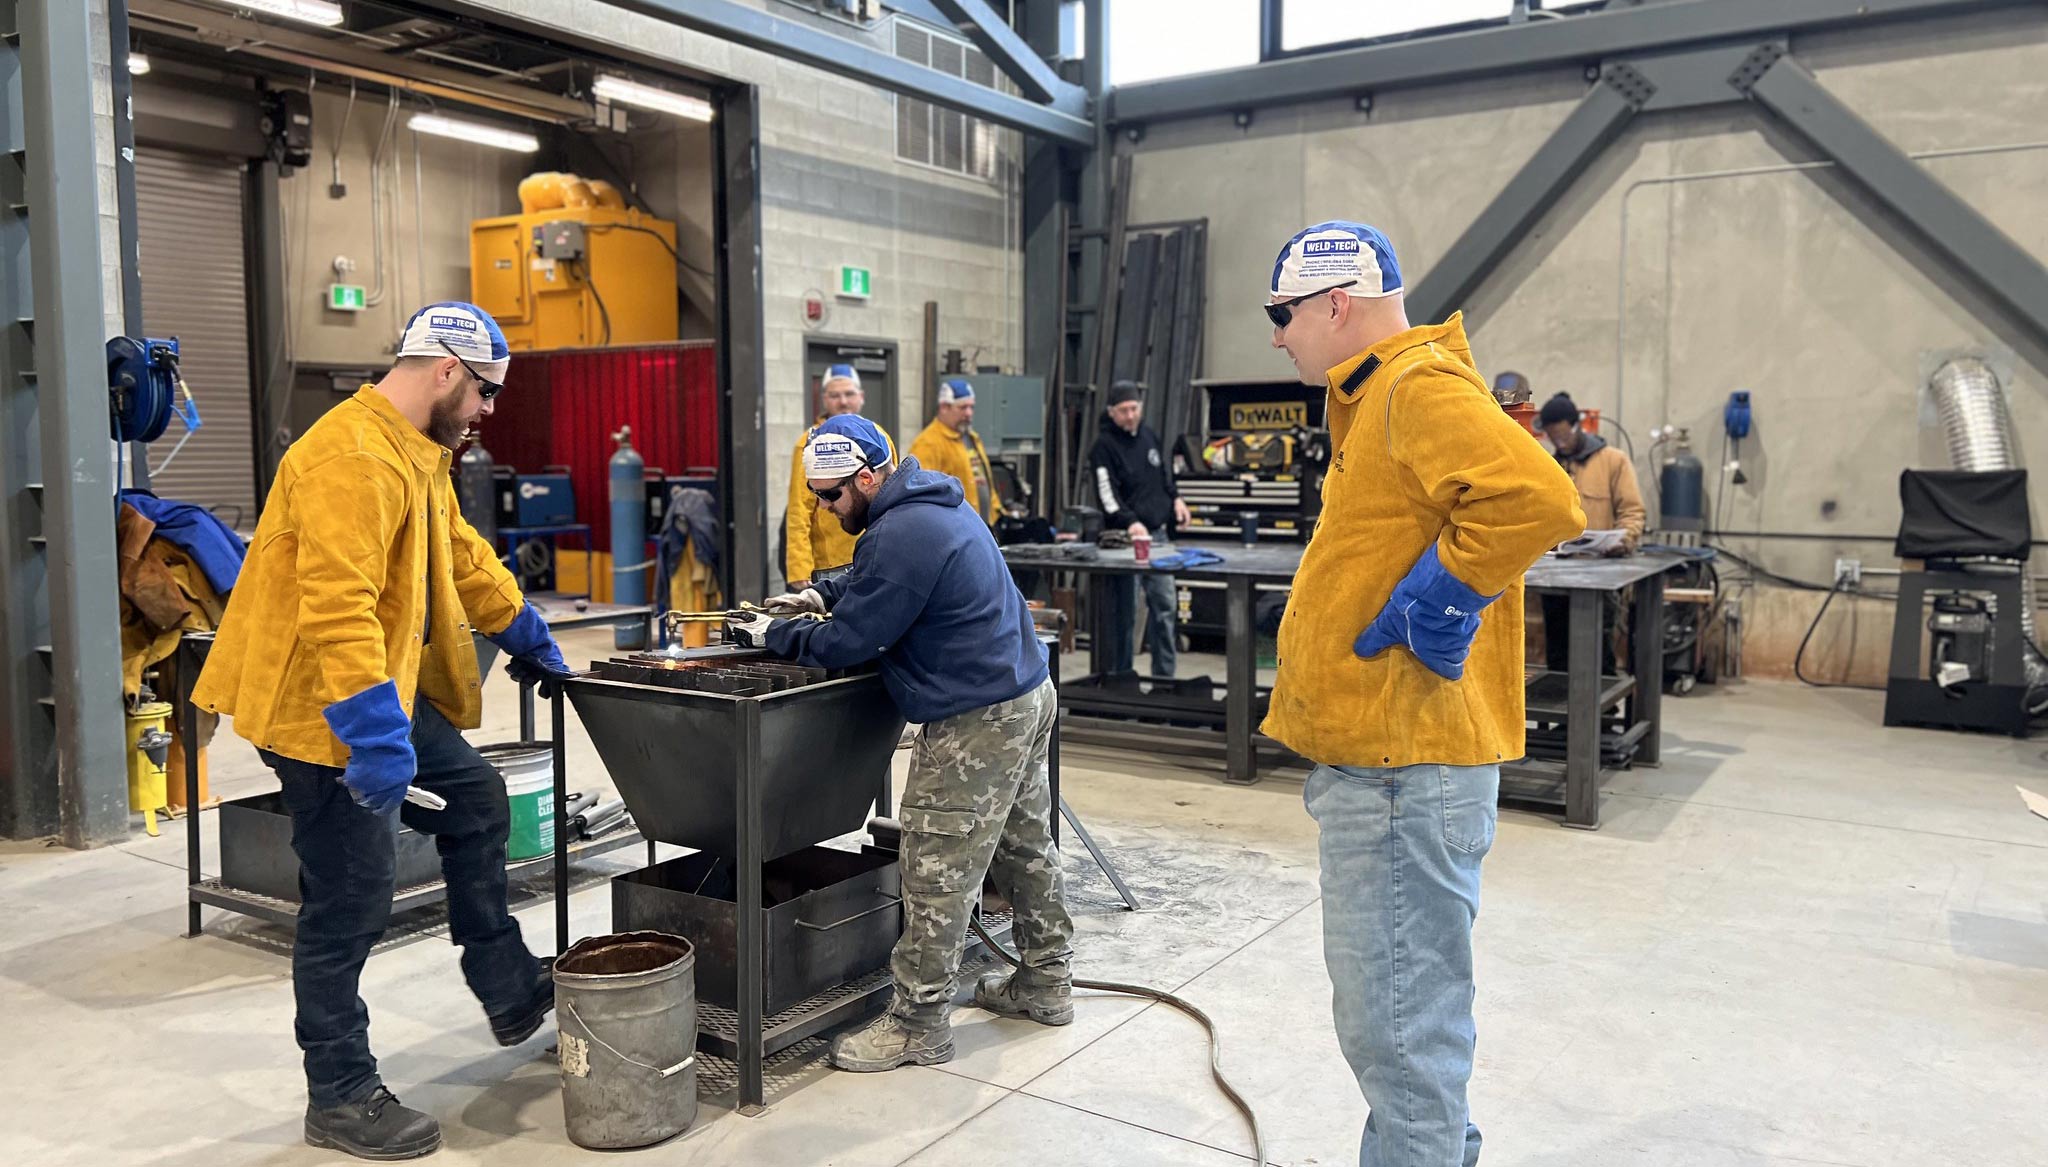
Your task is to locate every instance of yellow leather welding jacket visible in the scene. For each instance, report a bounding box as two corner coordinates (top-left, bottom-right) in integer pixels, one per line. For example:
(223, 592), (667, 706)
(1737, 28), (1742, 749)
(784, 417), (896, 584)
(193, 386), (527, 767)
(908, 418), (1000, 524)
(1262, 314), (1585, 768)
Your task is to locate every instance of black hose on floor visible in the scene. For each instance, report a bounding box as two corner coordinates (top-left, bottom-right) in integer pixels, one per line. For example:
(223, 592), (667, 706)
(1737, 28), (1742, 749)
(966, 915), (1268, 1167)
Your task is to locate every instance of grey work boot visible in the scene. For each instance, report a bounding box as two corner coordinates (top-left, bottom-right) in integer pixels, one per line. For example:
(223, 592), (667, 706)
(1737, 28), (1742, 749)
(304, 1086), (442, 1161)
(829, 1013), (955, 1072)
(974, 969), (1074, 1026)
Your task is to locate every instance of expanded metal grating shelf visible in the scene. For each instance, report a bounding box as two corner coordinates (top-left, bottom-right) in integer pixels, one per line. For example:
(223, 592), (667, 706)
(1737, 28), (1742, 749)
(190, 829), (646, 935)
(693, 911), (1011, 1063)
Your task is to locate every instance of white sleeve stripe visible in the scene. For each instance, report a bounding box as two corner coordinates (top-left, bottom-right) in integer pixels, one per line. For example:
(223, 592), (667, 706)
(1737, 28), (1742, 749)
(1095, 465), (1122, 514)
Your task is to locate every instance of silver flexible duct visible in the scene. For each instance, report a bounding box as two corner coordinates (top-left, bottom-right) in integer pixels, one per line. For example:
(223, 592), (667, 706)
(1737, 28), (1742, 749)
(1926, 356), (2047, 684)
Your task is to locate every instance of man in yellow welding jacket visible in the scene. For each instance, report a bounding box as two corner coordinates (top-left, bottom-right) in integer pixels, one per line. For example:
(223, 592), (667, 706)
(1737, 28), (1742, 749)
(1259, 223), (1584, 1167)
(195, 302), (573, 1161)
(784, 363), (893, 587)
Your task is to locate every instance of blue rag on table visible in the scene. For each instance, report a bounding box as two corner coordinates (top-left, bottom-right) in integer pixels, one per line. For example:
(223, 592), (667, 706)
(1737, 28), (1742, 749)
(1150, 548), (1223, 571)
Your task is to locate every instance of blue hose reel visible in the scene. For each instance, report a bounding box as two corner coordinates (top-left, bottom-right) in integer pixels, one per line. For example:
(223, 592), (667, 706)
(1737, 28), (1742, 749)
(108, 335), (195, 443)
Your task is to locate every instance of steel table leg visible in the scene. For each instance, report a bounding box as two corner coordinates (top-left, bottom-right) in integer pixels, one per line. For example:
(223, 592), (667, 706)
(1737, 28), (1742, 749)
(519, 679), (537, 743)
(1224, 575), (1257, 784)
(1059, 797), (1142, 911)
(1088, 571), (1111, 678)
(736, 703), (766, 1113)
(182, 640), (203, 938)
(1631, 571), (1667, 767)
(552, 690), (570, 954)
(1564, 588), (1603, 829)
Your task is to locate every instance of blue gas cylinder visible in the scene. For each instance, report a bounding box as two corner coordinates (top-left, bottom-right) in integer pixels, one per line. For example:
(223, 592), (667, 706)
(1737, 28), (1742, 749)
(610, 426), (648, 649)
(1659, 432), (1706, 533)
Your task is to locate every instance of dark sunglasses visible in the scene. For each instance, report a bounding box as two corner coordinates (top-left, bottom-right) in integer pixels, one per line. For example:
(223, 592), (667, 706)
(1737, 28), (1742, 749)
(1263, 280), (1358, 329)
(438, 340), (503, 401)
(811, 458), (873, 504)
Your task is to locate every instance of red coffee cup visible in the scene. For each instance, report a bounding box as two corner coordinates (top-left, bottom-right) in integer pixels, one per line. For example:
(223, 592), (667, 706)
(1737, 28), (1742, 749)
(1133, 532), (1151, 563)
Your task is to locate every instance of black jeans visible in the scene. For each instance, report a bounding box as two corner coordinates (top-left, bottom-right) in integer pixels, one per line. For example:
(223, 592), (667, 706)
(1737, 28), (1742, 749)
(261, 701), (540, 1108)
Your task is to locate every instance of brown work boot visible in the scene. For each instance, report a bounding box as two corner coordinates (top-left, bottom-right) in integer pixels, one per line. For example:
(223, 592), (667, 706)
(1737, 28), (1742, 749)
(974, 970), (1074, 1026)
(829, 1013), (955, 1072)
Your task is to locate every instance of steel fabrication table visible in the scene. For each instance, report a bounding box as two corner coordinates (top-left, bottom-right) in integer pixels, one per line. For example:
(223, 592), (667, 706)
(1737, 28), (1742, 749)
(178, 599), (654, 947)
(1003, 542), (1685, 825)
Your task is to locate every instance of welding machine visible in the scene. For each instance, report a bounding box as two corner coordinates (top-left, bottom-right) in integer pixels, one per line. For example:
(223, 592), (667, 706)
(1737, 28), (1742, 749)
(498, 470), (576, 529)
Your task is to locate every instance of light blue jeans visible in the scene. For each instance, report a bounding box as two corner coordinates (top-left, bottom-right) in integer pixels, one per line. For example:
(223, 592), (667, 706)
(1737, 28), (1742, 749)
(1305, 762), (1500, 1167)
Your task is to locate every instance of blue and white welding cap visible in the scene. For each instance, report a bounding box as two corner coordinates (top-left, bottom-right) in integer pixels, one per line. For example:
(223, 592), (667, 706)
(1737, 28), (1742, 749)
(1269, 221), (1403, 300)
(398, 301), (510, 382)
(823, 363), (861, 389)
(937, 377), (974, 404)
(804, 414), (891, 479)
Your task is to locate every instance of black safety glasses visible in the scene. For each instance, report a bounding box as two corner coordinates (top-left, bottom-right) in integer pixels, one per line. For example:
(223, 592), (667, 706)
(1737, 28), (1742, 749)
(1263, 280), (1357, 329)
(811, 458), (873, 504)
(438, 340), (503, 400)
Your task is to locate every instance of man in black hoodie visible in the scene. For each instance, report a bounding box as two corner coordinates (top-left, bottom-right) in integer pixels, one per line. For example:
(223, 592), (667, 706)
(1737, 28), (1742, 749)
(1089, 382), (1190, 678)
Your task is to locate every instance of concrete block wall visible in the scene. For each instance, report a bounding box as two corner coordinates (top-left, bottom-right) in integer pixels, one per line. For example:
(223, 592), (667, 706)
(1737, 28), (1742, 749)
(493, 0), (1025, 588)
(1121, 7), (2048, 683)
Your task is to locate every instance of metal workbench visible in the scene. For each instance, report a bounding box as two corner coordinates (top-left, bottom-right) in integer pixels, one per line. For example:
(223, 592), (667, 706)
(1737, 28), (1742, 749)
(1004, 541), (1301, 785)
(1514, 553), (1686, 829)
(1005, 542), (1685, 826)
(176, 598), (654, 949)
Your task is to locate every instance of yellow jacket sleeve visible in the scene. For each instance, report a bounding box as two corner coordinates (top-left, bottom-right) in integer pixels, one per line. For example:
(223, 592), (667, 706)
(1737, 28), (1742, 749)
(450, 506), (525, 636)
(1390, 364), (1586, 595)
(785, 436), (817, 584)
(291, 453), (407, 706)
(1611, 452), (1647, 549)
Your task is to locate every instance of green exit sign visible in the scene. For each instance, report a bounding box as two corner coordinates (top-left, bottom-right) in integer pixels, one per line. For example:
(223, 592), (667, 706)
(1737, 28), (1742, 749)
(837, 264), (871, 300)
(328, 283), (366, 312)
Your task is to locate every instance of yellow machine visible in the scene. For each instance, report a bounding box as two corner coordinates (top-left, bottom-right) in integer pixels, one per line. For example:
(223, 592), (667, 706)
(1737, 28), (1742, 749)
(471, 171), (680, 350)
(126, 700), (174, 837)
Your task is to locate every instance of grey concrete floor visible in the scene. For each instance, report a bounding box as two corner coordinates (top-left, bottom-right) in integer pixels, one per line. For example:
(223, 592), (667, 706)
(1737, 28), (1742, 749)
(3, 626), (2046, 1166)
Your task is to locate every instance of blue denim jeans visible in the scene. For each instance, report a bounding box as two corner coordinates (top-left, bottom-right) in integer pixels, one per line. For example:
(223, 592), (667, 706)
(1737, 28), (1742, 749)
(1102, 571), (1178, 678)
(260, 701), (542, 1108)
(1305, 762), (1499, 1167)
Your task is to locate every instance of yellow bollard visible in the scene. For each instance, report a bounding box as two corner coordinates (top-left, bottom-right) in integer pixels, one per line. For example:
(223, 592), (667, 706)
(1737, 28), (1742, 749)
(126, 701), (173, 838)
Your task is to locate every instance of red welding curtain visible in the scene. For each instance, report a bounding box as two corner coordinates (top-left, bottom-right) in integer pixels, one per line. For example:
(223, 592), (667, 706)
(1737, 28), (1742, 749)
(474, 342), (719, 547)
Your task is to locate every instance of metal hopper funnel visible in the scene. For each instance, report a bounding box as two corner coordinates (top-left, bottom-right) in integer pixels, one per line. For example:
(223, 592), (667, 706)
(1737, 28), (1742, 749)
(564, 658), (905, 863)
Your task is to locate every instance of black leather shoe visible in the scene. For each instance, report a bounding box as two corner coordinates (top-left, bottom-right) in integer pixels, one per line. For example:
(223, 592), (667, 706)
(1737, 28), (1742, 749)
(490, 956), (556, 1047)
(304, 1086), (441, 1160)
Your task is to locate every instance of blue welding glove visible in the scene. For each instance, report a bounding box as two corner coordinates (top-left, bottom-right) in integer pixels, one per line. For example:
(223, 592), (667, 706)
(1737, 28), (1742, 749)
(323, 680), (416, 814)
(1353, 546), (1499, 681)
(490, 602), (574, 697)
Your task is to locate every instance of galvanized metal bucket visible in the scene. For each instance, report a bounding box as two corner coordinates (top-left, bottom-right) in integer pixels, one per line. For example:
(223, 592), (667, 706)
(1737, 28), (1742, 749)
(554, 931), (699, 1149)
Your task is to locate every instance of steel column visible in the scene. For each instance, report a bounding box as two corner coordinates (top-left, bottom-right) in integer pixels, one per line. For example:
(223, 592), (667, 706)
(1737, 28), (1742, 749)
(715, 83), (769, 604)
(17, 0), (128, 847)
(1110, 0), (2035, 125)
(931, 0), (1085, 112)
(1406, 75), (1641, 325)
(108, 0), (149, 490)
(248, 160), (289, 503)
(0, 1), (54, 839)
(583, 0), (1093, 145)
(1744, 50), (2048, 352)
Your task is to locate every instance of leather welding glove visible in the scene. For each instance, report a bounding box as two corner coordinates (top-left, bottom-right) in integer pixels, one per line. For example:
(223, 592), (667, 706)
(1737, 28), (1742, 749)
(489, 602), (575, 697)
(322, 680), (416, 814)
(1353, 545), (1500, 681)
(726, 610), (783, 648)
(763, 588), (829, 615)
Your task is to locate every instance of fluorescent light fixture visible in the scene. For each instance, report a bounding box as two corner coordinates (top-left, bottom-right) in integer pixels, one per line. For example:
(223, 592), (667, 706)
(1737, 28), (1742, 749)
(209, 0), (346, 27)
(592, 73), (714, 122)
(127, 52), (151, 75)
(407, 113), (540, 153)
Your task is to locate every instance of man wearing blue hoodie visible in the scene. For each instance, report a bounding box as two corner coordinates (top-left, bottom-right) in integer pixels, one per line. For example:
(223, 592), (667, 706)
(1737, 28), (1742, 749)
(730, 415), (1074, 1072)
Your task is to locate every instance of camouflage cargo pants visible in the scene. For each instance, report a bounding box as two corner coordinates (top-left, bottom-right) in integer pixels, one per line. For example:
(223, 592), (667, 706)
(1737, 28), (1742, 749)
(889, 677), (1073, 1029)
